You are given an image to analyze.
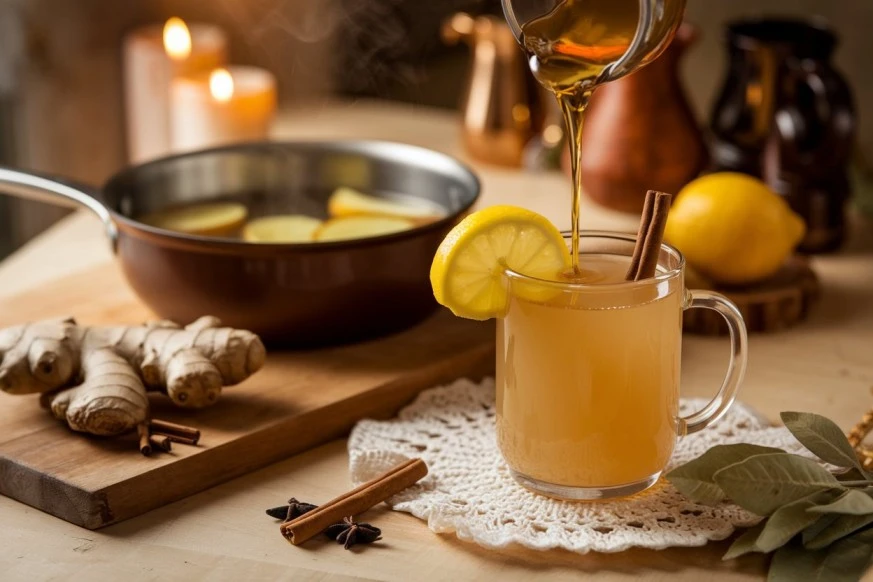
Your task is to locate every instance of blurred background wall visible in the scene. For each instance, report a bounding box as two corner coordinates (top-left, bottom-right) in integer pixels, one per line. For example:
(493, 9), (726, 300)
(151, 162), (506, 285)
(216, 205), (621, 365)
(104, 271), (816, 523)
(0, 0), (870, 257)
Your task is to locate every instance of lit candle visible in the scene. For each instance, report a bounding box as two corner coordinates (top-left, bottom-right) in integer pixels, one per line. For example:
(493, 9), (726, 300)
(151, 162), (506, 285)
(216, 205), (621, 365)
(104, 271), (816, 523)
(169, 66), (277, 153)
(122, 17), (228, 163)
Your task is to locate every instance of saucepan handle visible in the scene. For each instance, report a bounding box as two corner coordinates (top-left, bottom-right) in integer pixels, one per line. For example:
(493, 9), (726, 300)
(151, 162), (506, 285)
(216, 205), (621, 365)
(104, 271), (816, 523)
(0, 167), (117, 253)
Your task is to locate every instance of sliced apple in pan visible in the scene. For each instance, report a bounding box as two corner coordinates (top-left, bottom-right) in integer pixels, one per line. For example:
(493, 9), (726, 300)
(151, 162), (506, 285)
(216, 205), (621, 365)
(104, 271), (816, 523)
(314, 216), (415, 242)
(243, 215), (324, 243)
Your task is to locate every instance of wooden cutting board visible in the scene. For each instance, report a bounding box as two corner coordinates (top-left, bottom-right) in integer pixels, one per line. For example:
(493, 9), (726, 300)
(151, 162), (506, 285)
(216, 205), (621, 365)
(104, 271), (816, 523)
(0, 263), (495, 529)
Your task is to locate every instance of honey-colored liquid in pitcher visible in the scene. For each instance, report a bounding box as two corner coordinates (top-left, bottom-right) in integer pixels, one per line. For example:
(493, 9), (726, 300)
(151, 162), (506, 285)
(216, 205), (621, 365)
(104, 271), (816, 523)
(521, 0), (638, 94)
(496, 254), (682, 488)
(520, 0), (639, 274)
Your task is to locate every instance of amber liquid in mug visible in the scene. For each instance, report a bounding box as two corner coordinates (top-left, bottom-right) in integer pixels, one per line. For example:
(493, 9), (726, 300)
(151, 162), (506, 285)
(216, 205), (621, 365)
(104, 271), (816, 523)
(496, 254), (682, 487)
(520, 0), (638, 274)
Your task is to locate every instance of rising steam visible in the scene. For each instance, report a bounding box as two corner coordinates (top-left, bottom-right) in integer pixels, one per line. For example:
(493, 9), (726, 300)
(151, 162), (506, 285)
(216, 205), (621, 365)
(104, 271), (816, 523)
(216, 0), (420, 94)
(335, 0), (419, 92)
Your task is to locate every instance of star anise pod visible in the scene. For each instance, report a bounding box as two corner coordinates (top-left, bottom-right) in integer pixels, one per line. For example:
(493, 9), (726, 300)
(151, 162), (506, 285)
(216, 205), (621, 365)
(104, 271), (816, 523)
(324, 516), (382, 550)
(265, 498), (318, 522)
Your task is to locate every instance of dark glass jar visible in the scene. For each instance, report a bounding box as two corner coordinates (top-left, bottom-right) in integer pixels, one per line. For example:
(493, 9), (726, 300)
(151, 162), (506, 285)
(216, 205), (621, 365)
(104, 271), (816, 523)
(709, 19), (856, 253)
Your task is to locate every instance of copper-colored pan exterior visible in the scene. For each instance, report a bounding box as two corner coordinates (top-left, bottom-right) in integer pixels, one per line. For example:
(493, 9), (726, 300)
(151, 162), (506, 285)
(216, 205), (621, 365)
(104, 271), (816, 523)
(113, 217), (459, 345)
(0, 141), (480, 346)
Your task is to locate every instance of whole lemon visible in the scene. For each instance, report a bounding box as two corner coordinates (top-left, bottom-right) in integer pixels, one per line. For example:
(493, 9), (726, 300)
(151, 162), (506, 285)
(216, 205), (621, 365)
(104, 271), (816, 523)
(664, 173), (806, 285)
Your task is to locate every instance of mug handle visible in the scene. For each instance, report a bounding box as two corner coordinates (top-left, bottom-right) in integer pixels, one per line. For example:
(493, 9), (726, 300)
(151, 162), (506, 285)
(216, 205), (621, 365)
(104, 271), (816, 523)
(679, 290), (749, 435)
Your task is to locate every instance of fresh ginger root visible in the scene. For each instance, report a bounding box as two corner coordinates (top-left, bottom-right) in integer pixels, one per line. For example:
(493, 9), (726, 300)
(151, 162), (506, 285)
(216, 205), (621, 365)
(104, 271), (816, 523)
(0, 316), (265, 437)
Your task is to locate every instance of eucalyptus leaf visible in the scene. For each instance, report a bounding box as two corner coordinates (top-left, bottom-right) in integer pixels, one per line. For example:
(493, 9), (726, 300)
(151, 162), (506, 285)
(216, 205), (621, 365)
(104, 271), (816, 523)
(835, 467), (869, 483)
(781, 411), (867, 473)
(805, 514), (873, 550)
(713, 453), (843, 516)
(807, 489), (873, 515)
(803, 514), (841, 546)
(756, 491), (844, 552)
(723, 522), (767, 560)
(665, 444), (786, 505)
(768, 531), (873, 582)
(851, 526), (873, 543)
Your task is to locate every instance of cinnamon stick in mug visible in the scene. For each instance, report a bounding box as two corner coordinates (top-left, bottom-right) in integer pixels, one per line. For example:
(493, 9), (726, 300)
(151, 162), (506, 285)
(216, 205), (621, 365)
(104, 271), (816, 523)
(280, 458), (428, 545)
(625, 190), (656, 280)
(626, 191), (672, 281)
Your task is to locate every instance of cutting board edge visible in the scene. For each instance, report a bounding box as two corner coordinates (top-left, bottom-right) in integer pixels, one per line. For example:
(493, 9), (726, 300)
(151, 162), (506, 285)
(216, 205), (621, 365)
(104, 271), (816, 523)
(0, 454), (110, 529)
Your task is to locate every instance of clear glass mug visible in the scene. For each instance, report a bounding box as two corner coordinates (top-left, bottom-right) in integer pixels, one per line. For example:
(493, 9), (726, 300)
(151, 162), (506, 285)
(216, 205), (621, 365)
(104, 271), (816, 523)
(495, 233), (748, 500)
(500, 0), (687, 87)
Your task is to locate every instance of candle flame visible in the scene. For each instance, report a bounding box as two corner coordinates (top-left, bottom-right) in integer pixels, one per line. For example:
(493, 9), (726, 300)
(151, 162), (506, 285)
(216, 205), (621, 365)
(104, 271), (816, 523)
(163, 17), (192, 60)
(209, 69), (234, 102)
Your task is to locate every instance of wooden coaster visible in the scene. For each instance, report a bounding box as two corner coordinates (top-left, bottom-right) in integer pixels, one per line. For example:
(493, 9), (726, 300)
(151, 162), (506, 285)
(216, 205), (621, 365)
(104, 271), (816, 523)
(683, 256), (821, 335)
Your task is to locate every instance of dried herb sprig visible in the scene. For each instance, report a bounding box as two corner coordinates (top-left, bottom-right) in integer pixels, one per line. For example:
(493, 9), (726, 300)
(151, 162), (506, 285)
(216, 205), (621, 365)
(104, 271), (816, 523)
(666, 411), (873, 582)
(324, 516), (382, 550)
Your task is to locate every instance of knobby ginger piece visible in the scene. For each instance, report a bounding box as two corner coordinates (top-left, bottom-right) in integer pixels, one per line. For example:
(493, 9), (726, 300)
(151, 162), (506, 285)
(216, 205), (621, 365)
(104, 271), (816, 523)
(0, 316), (265, 436)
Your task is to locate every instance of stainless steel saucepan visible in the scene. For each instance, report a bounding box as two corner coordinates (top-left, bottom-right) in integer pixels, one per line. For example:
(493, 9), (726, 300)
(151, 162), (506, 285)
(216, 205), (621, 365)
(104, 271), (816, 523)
(0, 141), (480, 346)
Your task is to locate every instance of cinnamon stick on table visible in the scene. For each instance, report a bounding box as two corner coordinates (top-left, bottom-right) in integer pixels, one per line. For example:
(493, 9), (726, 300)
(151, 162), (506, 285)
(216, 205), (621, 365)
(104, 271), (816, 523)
(280, 458), (428, 545)
(626, 190), (673, 281)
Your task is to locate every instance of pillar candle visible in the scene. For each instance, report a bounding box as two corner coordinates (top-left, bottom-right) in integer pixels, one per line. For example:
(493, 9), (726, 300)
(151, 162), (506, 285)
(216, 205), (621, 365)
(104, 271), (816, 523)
(169, 66), (277, 153)
(123, 18), (227, 163)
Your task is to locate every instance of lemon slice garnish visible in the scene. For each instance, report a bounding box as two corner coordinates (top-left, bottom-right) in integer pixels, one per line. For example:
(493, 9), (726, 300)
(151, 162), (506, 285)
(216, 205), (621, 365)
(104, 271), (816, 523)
(430, 205), (571, 320)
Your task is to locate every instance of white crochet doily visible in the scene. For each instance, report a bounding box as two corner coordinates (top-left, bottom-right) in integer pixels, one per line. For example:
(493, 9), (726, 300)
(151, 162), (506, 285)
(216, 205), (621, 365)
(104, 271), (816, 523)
(348, 377), (809, 554)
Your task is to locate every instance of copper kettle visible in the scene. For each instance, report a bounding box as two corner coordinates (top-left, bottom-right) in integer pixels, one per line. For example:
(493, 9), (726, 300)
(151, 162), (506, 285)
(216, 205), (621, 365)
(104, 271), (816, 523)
(442, 13), (544, 167)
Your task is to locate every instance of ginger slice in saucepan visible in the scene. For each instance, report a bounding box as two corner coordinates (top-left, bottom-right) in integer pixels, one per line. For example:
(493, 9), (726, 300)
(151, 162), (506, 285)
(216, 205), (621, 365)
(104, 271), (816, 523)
(314, 216), (415, 242)
(140, 202), (248, 237)
(243, 215), (324, 243)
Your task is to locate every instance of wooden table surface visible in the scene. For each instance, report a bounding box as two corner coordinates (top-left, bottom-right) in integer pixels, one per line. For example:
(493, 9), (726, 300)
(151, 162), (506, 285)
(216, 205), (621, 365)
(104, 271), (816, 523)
(2, 100), (873, 581)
